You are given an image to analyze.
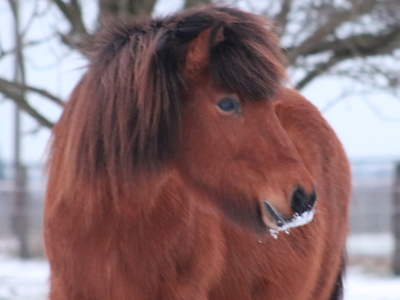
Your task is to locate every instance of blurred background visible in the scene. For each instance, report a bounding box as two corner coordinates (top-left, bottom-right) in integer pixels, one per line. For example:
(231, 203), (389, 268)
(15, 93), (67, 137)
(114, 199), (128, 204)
(1, 0), (400, 299)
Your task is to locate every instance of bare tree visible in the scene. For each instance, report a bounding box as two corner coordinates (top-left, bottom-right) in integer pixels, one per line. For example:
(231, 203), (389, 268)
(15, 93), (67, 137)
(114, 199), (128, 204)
(276, 0), (400, 91)
(0, 0), (399, 129)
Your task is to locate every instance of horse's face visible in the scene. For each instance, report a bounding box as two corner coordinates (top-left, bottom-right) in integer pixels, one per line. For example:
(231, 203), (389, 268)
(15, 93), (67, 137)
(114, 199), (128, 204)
(175, 28), (316, 232)
(177, 82), (316, 232)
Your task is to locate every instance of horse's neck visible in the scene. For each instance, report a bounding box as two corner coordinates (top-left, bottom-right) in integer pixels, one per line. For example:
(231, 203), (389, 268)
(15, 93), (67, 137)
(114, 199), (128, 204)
(111, 170), (194, 227)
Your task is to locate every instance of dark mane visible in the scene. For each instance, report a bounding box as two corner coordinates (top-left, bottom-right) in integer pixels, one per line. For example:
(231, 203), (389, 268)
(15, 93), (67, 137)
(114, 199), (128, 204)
(51, 5), (286, 184)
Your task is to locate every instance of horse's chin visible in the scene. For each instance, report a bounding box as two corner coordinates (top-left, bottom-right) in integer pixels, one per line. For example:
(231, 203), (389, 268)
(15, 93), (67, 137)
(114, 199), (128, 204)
(262, 201), (315, 231)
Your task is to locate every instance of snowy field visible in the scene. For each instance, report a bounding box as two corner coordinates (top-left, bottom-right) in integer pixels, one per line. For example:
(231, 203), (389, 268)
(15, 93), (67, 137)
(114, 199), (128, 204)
(0, 258), (48, 300)
(1, 257), (400, 300)
(345, 268), (400, 300)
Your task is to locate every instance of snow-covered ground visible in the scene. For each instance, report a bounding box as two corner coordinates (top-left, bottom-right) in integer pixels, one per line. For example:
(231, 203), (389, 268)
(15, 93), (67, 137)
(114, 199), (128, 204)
(346, 267), (400, 300)
(0, 257), (400, 300)
(0, 258), (49, 300)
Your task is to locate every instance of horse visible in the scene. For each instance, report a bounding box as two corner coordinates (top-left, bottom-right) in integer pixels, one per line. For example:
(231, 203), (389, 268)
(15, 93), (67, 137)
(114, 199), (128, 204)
(44, 6), (351, 300)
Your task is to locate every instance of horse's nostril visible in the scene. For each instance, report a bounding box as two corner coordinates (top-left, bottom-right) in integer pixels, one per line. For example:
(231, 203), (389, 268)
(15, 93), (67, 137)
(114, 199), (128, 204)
(290, 186), (317, 215)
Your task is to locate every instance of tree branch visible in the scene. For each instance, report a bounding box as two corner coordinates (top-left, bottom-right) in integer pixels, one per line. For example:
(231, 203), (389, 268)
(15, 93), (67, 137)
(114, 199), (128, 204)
(53, 0), (87, 34)
(290, 26), (400, 89)
(52, 0), (91, 53)
(0, 37), (57, 61)
(0, 78), (64, 107)
(287, 0), (377, 64)
(184, 0), (211, 9)
(302, 28), (400, 58)
(0, 78), (54, 128)
(98, 0), (158, 20)
(295, 56), (342, 90)
(274, 0), (292, 36)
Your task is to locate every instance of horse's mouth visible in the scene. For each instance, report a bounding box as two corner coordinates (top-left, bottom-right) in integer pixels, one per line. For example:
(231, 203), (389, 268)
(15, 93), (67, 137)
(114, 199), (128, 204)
(262, 201), (288, 228)
(262, 200), (315, 231)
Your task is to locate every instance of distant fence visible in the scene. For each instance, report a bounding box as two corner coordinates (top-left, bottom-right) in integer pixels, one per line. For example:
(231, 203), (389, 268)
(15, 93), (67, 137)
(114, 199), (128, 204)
(350, 159), (396, 234)
(0, 164), (45, 257)
(0, 159), (398, 257)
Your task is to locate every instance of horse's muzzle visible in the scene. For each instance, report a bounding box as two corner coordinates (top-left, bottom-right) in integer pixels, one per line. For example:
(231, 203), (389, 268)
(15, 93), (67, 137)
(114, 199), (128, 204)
(262, 187), (317, 231)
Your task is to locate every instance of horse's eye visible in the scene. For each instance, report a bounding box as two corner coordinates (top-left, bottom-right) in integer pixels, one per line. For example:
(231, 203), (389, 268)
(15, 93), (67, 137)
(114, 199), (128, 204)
(217, 97), (240, 113)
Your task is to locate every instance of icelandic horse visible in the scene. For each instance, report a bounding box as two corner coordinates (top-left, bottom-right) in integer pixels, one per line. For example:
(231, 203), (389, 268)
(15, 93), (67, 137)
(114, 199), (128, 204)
(44, 6), (351, 300)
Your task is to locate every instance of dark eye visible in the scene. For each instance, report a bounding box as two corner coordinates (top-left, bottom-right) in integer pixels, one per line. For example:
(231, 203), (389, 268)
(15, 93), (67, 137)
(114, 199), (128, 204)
(217, 97), (240, 113)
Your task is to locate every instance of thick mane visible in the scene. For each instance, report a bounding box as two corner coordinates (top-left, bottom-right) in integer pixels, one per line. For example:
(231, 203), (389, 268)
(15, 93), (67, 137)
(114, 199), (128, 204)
(50, 6), (286, 191)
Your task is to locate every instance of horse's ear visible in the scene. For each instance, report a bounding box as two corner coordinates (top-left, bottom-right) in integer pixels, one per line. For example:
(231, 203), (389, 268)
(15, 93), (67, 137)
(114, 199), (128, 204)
(184, 22), (225, 80)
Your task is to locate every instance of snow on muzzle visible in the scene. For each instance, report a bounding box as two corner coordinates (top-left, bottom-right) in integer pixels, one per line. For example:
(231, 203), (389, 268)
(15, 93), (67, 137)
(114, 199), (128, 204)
(262, 186), (317, 238)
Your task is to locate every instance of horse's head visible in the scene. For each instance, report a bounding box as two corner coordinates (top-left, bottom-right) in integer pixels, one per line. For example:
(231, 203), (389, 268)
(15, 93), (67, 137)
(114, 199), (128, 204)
(57, 6), (316, 234)
(175, 8), (317, 233)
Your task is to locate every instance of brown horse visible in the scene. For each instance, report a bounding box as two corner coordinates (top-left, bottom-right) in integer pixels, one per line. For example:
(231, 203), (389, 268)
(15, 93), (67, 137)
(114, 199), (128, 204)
(44, 6), (351, 300)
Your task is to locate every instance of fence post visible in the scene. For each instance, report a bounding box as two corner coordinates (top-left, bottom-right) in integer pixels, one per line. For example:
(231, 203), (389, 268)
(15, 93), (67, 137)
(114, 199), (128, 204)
(11, 164), (30, 259)
(393, 162), (400, 275)
(0, 159), (5, 179)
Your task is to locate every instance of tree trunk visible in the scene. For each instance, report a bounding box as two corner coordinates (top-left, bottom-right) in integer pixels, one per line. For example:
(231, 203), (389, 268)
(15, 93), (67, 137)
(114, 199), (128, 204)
(392, 162), (400, 275)
(9, 0), (30, 259)
(184, 0), (211, 9)
(99, 0), (157, 19)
